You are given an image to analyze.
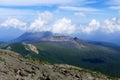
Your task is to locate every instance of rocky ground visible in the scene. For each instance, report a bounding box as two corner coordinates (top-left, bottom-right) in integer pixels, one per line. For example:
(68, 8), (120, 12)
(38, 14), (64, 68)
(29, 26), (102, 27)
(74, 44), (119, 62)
(0, 49), (117, 80)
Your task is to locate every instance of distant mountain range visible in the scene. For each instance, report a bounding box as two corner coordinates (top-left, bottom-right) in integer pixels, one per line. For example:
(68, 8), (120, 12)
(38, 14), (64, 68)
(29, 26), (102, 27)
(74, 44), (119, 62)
(1, 31), (120, 78)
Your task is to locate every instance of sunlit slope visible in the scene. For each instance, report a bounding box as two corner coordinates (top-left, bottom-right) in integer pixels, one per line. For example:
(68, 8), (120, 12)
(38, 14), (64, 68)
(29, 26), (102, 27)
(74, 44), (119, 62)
(4, 39), (120, 78)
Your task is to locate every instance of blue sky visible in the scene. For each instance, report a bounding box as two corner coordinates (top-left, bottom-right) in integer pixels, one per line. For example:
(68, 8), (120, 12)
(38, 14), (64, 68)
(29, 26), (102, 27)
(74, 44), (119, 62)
(0, 0), (120, 43)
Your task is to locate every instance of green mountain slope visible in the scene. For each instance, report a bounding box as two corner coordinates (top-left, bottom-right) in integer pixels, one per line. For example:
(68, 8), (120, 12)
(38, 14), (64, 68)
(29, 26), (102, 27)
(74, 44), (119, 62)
(4, 41), (120, 78)
(0, 42), (8, 48)
(0, 49), (115, 80)
(36, 42), (120, 78)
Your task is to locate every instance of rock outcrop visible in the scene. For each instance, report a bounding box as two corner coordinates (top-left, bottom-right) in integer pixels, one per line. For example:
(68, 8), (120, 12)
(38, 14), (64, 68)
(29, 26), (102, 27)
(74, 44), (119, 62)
(23, 43), (39, 54)
(0, 49), (116, 80)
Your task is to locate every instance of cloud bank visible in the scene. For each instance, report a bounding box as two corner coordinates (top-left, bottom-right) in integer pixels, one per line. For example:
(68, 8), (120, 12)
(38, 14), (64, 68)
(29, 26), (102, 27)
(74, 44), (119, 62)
(81, 19), (100, 34)
(0, 18), (27, 31)
(0, 11), (120, 35)
(52, 18), (76, 34)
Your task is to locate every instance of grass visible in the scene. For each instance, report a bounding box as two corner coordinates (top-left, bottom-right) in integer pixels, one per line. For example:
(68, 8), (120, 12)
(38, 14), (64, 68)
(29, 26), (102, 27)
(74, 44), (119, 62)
(36, 43), (120, 78)
(5, 42), (120, 78)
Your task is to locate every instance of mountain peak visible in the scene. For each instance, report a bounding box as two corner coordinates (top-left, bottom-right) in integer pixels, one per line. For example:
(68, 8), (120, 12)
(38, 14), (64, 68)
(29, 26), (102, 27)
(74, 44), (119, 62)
(12, 31), (53, 42)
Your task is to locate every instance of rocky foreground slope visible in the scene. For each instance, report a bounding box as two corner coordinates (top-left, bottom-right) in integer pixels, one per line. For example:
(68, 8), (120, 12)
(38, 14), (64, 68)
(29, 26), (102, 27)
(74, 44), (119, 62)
(0, 49), (117, 80)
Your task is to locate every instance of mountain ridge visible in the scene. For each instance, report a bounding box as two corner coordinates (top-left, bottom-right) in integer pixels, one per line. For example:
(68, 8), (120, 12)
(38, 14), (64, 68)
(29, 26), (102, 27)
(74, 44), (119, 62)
(0, 49), (114, 80)
(3, 31), (120, 78)
(12, 31), (53, 43)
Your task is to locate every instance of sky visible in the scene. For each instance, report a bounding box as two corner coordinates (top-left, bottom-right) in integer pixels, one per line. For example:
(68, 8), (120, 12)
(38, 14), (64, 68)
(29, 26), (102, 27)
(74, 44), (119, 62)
(0, 0), (120, 43)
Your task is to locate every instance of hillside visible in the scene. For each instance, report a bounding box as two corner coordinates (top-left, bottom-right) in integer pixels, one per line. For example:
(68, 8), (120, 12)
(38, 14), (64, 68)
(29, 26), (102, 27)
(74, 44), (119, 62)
(4, 32), (120, 78)
(3, 38), (120, 78)
(12, 31), (53, 43)
(0, 42), (8, 48)
(35, 41), (120, 78)
(0, 49), (114, 80)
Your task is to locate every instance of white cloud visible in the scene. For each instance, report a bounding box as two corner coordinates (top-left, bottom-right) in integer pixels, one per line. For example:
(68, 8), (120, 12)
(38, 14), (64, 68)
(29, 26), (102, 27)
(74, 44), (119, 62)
(0, 0), (96, 6)
(108, 0), (120, 5)
(59, 6), (101, 12)
(0, 18), (27, 31)
(106, 0), (120, 14)
(74, 12), (86, 17)
(0, 11), (53, 32)
(107, 0), (120, 11)
(101, 17), (120, 33)
(28, 18), (47, 32)
(37, 11), (53, 21)
(109, 6), (120, 10)
(0, 8), (36, 20)
(0, 0), (72, 6)
(52, 18), (76, 34)
(1, 10), (120, 35)
(28, 11), (53, 32)
(28, 17), (76, 34)
(111, 6), (120, 9)
(81, 19), (100, 34)
(26, 12), (76, 34)
(80, 17), (120, 34)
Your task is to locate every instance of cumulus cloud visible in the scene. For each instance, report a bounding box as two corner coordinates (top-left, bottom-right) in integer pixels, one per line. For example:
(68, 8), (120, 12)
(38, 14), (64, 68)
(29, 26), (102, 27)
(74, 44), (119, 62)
(0, 18), (27, 31)
(37, 11), (53, 21)
(28, 11), (53, 32)
(0, 11), (53, 32)
(28, 18), (47, 32)
(1, 11), (120, 35)
(51, 18), (76, 34)
(0, 11), (76, 34)
(102, 17), (120, 33)
(28, 17), (76, 34)
(80, 17), (120, 34)
(81, 19), (100, 34)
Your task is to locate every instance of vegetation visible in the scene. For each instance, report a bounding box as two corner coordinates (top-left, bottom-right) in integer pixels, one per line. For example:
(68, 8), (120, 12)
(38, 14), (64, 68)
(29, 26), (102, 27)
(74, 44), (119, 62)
(3, 42), (120, 78)
(35, 43), (120, 78)
(0, 42), (8, 48)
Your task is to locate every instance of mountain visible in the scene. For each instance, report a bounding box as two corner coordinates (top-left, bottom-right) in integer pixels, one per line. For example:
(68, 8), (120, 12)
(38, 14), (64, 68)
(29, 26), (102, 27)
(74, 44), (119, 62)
(4, 35), (120, 78)
(0, 42), (8, 48)
(12, 31), (53, 43)
(4, 43), (39, 57)
(0, 49), (116, 80)
(5, 32), (120, 77)
(88, 41), (120, 51)
(33, 39), (120, 78)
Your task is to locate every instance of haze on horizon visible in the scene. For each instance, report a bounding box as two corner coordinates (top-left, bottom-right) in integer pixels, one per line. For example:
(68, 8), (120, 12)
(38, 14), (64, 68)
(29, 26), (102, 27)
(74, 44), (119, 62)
(0, 0), (120, 44)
